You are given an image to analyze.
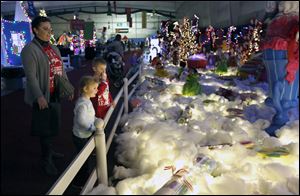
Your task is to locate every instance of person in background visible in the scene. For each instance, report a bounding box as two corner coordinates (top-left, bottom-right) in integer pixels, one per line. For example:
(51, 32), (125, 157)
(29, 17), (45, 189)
(21, 16), (73, 176)
(107, 34), (125, 57)
(91, 58), (115, 119)
(101, 27), (107, 44)
(72, 76), (99, 187)
(127, 39), (131, 51)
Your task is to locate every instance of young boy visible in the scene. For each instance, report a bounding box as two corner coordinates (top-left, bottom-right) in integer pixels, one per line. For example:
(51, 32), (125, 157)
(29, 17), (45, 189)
(72, 75), (99, 187)
(91, 58), (115, 119)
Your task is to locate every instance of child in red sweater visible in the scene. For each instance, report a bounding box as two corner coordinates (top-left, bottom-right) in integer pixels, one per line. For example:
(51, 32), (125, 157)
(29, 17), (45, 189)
(90, 58), (115, 119)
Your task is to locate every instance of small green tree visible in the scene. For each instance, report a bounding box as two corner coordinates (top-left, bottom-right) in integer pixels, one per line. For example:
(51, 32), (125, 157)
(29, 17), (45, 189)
(215, 56), (228, 74)
(182, 73), (202, 96)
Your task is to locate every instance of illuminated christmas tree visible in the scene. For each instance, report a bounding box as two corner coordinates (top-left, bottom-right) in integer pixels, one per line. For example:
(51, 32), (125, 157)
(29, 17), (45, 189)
(237, 19), (262, 65)
(179, 17), (196, 66)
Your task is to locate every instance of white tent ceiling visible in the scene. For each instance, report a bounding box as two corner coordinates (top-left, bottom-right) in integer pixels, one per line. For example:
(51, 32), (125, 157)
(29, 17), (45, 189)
(1, 1), (268, 28)
(1, 1), (185, 15)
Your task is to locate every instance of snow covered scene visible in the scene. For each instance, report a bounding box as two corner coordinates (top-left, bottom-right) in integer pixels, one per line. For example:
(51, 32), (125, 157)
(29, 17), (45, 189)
(88, 57), (299, 195)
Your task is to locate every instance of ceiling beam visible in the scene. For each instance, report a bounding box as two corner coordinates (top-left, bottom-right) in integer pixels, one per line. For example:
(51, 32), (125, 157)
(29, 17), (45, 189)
(48, 9), (175, 19)
(1, 3), (176, 16)
(2, 5), (175, 20)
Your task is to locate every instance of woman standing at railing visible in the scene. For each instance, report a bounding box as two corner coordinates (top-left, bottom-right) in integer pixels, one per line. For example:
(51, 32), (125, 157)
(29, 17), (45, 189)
(21, 16), (73, 176)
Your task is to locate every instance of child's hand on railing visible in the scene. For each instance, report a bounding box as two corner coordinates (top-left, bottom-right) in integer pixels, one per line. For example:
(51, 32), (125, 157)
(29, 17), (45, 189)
(101, 72), (107, 81)
(111, 101), (116, 108)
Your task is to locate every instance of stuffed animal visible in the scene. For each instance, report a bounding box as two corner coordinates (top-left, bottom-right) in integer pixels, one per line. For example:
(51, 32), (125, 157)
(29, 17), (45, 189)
(261, 1), (299, 136)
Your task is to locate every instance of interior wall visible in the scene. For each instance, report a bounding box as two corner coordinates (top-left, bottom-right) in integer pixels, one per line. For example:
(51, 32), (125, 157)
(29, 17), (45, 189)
(50, 12), (170, 40)
(176, 1), (267, 28)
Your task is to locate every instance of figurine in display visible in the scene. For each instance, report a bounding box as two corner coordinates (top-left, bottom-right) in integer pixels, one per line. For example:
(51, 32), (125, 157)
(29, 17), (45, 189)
(261, 1), (299, 136)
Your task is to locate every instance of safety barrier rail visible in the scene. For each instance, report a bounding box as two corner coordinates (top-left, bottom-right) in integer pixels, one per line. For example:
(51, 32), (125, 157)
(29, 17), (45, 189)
(47, 63), (144, 195)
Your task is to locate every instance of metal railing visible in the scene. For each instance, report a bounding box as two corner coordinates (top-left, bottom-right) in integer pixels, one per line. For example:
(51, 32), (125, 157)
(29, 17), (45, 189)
(47, 63), (144, 195)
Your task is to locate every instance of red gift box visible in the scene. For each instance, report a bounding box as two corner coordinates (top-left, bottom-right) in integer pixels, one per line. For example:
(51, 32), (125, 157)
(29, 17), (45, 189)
(187, 59), (207, 69)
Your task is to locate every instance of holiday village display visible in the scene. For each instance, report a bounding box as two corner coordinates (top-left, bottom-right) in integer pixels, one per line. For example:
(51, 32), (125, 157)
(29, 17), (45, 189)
(5, 2), (292, 194)
(110, 59), (298, 194)
(86, 7), (298, 194)
(1, 1), (32, 67)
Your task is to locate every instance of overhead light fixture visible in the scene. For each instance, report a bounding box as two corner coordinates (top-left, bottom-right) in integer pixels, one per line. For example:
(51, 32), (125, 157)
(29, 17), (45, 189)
(73, 11), (79, 20)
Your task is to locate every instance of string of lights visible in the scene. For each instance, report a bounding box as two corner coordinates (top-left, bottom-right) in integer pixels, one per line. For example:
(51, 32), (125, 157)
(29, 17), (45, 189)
(179, 17), (197, 62)
(19, 1), (32, 22)
(156, 15), (262, 67)
(226, 26), (236, 50)
(1, 19), (32, 65)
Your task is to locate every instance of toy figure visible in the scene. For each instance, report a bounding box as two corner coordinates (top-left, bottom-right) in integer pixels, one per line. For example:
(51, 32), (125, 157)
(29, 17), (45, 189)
(261, 1), (299, 136)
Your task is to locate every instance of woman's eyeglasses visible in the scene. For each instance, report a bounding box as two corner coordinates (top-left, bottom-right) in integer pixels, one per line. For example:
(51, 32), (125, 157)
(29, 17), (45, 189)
(40, 27), (53, 34)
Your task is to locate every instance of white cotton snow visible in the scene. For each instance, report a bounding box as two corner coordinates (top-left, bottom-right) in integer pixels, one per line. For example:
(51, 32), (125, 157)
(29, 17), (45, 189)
(113, 165), (139, 180)
(86, 184), (117, 195)
(91, 63), (299, 195)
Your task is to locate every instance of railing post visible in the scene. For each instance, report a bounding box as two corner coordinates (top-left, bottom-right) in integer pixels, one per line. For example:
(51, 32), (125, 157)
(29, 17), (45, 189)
(138, 63), (143, 83)
(123, 78), (128, 115)
(94, 118), (108, 185)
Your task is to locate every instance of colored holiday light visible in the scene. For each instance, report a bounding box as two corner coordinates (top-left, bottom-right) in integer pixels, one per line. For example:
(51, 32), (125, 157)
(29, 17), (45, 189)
(19, 1), (32, 22)
(1, 19), (32, 65)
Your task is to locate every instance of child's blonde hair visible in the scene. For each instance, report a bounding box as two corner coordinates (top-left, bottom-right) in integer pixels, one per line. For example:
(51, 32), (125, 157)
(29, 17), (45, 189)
(78, 76), (98, 95)
(92, 57), (107, 69)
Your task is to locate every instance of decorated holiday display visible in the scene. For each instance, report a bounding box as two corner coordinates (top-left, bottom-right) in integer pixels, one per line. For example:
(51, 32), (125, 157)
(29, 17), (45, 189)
(2, 2), (298, 194)
(73, 9), (298, 195)
(149, 38), (161, 62)
(261, 1), (299, 136)
(1, 20), (32, 66)
(97, 54), (299, 195)
(1, 1), (32, 67)
(1, 1), (59, 67)
(57, 32), (73, 47)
